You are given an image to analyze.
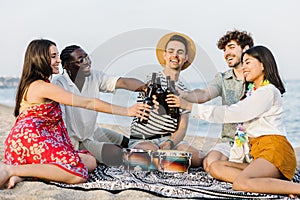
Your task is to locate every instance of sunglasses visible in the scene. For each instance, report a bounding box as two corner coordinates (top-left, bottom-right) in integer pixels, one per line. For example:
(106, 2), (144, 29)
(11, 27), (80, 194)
(70, 55), (91, 64)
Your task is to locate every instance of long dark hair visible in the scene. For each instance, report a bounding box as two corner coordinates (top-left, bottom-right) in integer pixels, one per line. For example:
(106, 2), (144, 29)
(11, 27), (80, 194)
(241, 45), (285, 94)
(14, 39), (56, 117)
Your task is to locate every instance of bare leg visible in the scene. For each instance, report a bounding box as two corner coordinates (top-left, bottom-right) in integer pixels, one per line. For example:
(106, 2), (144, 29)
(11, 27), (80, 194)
(209, 160), (248, 182)
(78, 153), (97, 172)
(0, 165), (11, 188)
(1, 155), (92, 189)
(203, 150), (228, 172)
(0, 162), (86, 188)
(233, 158), (300, 195)
(134, 142), (159, 151)
(176, 143), (204, 167)
(4, 176), (23, 189)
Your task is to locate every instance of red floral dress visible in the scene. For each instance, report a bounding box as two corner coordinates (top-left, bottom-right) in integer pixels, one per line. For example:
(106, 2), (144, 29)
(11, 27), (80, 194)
(4, 101), (89, 179)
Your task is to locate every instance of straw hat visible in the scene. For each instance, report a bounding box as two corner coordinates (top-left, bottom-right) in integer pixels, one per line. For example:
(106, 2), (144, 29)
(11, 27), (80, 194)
(156, 32), (196, 71)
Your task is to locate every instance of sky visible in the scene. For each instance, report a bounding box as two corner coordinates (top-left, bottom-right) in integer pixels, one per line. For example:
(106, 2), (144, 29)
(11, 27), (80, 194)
(0, 0), (299, 82)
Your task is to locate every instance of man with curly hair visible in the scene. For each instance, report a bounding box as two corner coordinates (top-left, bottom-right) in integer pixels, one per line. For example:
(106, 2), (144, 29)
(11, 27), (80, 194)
(180, 30), (254, 172)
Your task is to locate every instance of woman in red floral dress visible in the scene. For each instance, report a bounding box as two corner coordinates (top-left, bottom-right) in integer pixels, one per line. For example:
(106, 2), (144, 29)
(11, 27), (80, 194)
(0, 39), (150, 189)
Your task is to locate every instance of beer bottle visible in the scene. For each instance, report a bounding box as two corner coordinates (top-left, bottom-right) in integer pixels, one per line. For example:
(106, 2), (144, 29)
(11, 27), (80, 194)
(138, 73), (156, 124)
(166, 76), (180, 119)
(146, 72), (157, 98)
(155, 77), (166, 115)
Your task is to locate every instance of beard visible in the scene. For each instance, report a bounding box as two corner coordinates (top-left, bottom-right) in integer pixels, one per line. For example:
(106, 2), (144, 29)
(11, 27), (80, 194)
(228, 60), (241, 68)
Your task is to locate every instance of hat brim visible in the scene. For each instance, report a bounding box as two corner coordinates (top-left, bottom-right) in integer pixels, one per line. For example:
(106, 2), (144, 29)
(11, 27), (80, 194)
(156, 32), (196, 71)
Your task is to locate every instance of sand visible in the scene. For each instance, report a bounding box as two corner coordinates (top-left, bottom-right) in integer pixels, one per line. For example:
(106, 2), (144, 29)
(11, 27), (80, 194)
(0, 104), (299, 200)
(0, 104), (213, 200)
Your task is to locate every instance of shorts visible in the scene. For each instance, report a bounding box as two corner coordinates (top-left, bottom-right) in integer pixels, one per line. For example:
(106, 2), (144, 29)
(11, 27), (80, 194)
(249, 135), (296, 180)
(129, 135), (185, 149)
(209, 142), (231, 158)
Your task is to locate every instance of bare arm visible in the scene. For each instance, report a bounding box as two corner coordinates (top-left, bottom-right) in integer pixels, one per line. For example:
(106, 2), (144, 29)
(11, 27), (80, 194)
(180, 86), (219, 103)
(160, 113), (189, 150)
(171, 86), (276, 124)
(115, 77), (147, 92)
(166, 94), (193, 111)
(28, 80), (150, 117)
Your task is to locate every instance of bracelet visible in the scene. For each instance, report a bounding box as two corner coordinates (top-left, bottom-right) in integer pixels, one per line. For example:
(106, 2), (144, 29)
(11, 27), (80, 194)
(166, 139), (175, 149)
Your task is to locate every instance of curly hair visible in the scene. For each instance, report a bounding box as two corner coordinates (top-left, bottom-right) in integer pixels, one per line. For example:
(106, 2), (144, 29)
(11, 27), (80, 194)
(217, 30), (254, 50)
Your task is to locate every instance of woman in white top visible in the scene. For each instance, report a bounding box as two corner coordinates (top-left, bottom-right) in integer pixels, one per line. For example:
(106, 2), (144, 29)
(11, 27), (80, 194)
(167, 45), (300, 196)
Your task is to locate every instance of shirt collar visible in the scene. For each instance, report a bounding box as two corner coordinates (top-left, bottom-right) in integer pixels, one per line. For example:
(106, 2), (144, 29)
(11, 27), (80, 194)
(62, 69), (76, 87)
(224, 69), (237, 80)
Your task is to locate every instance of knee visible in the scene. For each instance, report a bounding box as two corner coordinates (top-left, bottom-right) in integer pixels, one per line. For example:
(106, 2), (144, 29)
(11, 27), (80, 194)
(209, 161), (222, 179)
(86, 155), (97, 172)
(203, 151), (228, 172)
(203, 156), (216, 172)
(79, 153), (97, 172)
(202, 157), (210, 172)
(101, 144), (123, 166)
(232, 177), (251, 192)
(89, 157), (97, 172)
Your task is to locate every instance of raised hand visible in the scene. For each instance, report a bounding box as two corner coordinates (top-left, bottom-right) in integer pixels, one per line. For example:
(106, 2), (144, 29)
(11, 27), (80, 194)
(128, 102), (151, 118)
(166, 94), (193, 111)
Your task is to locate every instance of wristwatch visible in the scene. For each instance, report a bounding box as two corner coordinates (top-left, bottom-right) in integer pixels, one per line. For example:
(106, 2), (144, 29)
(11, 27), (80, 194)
(166, 139), (175, 149)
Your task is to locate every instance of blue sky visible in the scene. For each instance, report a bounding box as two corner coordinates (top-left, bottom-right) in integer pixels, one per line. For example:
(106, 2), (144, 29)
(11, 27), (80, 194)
(0, 0), (299, 82)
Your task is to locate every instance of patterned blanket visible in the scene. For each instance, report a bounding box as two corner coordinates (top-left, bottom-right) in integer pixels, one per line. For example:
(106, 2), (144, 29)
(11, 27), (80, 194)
(50, 164), (300, 199)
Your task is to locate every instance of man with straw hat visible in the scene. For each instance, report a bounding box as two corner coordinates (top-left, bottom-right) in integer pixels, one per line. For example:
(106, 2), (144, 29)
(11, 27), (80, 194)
(129, 32), (203, 168)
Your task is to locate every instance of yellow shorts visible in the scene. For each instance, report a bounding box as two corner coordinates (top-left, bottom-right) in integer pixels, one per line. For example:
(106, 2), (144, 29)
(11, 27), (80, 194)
(249, 135), (296, 180)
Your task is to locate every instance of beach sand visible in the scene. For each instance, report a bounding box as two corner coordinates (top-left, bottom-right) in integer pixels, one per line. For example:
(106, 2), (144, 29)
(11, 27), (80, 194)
(0, 104), (299, 199)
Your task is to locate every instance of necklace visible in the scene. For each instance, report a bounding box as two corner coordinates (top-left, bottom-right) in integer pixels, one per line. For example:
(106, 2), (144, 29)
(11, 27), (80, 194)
(234, 80), (269, 147)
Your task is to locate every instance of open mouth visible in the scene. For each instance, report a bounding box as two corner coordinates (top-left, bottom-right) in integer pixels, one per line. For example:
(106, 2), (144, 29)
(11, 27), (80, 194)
(226, 56), (234, 62)
(170, 58), (179, 64)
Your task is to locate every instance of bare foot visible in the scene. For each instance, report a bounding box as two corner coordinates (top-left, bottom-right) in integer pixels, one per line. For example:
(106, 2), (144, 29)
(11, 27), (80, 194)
(4, 176), (23, 189)
(289, 194), (298, 199)
(0, 164), (11, 189)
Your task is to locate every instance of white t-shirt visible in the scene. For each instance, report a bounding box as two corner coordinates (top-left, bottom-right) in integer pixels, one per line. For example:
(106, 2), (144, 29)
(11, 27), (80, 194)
(52, 69), (119, 141)
(191, 84), (286, 138)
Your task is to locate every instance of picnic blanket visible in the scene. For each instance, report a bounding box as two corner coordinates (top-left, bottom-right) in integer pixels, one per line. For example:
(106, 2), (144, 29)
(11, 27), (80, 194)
(49, 164), (300, 199)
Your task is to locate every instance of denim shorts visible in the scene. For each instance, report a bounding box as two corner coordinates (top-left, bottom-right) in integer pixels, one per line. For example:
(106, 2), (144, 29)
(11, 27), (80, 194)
(129, 136), (186, 149)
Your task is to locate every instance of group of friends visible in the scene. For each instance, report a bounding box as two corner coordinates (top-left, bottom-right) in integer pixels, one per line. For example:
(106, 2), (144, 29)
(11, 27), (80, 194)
(0, 29), (300, 197)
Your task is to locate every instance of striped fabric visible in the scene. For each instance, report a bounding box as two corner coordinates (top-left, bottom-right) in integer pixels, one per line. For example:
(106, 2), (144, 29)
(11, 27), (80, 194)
(130, 71), (190, 139)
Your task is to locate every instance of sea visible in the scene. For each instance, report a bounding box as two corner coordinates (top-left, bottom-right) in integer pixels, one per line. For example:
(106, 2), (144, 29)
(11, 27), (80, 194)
(1, 79), (300, 147)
